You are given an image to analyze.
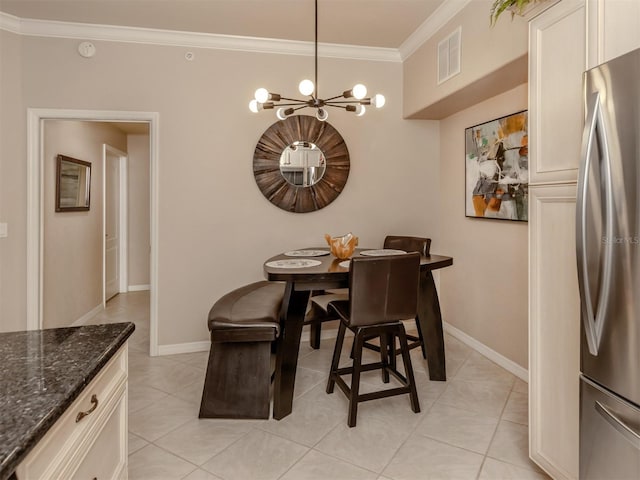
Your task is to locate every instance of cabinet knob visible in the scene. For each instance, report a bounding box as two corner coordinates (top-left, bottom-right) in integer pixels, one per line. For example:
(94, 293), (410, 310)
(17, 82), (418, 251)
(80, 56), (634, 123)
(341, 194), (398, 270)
(75, 394), (99, 423)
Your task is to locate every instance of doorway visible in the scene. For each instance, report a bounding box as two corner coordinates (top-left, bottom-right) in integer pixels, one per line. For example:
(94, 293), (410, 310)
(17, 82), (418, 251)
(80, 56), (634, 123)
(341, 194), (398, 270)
(27, 109), (160, 356)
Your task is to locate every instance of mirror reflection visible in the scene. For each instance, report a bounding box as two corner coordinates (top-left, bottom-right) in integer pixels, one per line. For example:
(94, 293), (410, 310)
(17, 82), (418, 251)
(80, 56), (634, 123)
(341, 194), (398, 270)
(279, 141), (326, 187)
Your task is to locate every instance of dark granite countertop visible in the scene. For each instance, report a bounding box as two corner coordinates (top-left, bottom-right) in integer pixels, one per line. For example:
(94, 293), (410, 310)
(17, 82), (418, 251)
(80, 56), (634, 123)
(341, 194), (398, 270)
(0, 322), (135, 480)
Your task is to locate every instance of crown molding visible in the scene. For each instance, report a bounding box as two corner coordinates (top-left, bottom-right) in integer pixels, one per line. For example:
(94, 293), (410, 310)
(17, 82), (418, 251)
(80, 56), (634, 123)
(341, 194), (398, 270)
(0, 11), (21, 34)
(399, 0), (474, 61)
(0, 11), (400, 63)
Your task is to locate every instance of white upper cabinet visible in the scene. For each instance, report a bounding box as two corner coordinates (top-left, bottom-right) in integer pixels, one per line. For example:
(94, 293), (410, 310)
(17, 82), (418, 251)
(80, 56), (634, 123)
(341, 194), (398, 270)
(587, 0), (640, 69)
(529, 0), (586, 185)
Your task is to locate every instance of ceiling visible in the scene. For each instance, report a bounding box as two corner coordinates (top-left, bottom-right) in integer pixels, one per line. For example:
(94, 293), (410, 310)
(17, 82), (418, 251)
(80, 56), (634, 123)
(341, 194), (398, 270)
(0, 0), (447, 49)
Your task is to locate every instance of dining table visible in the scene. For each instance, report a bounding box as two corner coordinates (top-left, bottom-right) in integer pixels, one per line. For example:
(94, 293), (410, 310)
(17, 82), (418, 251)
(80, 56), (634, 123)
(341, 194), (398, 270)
(264, 247), (453, 420)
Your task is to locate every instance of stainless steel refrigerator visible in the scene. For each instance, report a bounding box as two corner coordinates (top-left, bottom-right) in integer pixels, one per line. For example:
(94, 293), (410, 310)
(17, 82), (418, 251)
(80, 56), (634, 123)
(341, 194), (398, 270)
(577, 47), (640, 479)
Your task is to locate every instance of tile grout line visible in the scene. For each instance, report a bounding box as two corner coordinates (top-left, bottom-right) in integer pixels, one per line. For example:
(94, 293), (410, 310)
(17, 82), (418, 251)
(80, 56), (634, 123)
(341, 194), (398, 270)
(374, 380), (448, 478)
(475, 375), (518, 480)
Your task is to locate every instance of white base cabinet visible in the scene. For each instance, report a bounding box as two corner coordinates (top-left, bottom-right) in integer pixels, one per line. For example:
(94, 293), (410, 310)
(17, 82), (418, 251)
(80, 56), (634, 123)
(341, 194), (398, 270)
(16, 346), (129, 480)
(529, 184), (581, 479)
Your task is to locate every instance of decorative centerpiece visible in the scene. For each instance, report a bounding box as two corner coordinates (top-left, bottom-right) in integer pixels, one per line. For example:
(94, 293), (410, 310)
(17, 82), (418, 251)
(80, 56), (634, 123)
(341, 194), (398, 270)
(325, 232), (358, 260)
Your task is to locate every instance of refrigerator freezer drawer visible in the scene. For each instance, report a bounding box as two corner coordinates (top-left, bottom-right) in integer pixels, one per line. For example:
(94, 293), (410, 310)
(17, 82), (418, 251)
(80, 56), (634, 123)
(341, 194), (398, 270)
(580, 376), (640, 479)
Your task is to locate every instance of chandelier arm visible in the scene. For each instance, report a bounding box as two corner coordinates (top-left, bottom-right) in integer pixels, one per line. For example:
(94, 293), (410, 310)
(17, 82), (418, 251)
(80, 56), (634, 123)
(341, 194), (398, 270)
(274, 102), (309, 107)
(325, 99), (371, 105)
(324, 104), (348, 110)
(323, 94), (346, 102)
(278, 97), (309, 103)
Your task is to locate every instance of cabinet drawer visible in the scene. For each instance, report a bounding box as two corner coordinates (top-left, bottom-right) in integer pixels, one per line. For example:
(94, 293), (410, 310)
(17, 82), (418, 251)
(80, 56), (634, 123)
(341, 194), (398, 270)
(16, 346), (128, 480)
(69, 390), (127, 480)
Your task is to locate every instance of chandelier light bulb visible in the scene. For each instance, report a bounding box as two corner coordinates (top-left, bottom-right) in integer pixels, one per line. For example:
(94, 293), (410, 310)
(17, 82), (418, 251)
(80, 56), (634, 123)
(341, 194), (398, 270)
(352, 84), (367, 100)
(249, 100), (260, 113)
(254, 88), (269, 103)
(316, 108), (329, 121)
(276, 108), (287, 120)
(373, 94), (386, 108)
(356, 105), (366, 117)
(299, 79), (315, 96)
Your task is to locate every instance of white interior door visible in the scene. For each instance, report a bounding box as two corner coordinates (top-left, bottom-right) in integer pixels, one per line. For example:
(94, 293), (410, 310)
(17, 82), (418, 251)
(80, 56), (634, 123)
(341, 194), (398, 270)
(105, 150), (120, 301)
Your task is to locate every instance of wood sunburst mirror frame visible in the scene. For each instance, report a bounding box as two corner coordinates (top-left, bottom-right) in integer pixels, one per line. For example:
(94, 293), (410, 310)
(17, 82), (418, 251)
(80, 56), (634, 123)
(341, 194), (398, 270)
(253, 115), (350, 213)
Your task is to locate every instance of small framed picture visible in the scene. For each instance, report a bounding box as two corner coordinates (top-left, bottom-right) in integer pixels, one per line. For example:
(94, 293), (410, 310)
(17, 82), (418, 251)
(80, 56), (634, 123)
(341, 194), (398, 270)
(465, 110), (528, 222)
(56, 154), (91, 212)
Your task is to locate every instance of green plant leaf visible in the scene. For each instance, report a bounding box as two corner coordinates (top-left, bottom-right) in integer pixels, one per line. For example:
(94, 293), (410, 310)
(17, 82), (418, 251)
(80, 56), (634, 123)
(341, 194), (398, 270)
(490, 0), (537, 26)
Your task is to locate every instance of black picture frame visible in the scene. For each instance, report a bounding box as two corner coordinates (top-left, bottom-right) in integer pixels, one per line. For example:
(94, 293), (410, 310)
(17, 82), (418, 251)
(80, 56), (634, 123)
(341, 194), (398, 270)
(55, 154), (91, 212)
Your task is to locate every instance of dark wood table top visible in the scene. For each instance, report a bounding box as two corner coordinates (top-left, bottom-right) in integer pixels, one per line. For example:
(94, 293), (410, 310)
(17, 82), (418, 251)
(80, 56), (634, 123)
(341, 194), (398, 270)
(264, 248), (453, 283)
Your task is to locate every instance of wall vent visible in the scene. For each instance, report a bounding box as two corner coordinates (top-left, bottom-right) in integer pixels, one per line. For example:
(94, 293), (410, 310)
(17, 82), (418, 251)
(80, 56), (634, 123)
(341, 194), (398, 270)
(437, 27), (461, 84)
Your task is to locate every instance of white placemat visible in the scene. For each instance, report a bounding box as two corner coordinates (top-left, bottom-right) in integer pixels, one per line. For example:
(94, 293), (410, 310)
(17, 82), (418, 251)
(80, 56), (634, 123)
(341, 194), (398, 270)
(338, 260), (350, 268)
(284, 250), (330, 257)
(265, 259), (322, 269)
(359, 249), (407, 256)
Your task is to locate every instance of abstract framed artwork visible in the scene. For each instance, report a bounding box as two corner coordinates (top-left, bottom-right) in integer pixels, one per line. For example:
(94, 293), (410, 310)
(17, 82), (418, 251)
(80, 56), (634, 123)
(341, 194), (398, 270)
(465, 110), (528, 221)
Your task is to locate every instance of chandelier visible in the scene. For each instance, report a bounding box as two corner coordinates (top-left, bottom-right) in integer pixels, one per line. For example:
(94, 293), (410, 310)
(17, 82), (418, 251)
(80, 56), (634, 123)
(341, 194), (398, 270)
(248, 0), (385, 121)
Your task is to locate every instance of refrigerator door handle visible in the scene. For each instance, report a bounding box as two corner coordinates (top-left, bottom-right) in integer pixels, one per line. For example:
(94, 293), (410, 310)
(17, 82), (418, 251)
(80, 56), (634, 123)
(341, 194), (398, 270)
(595, 401), (640, 450)
(576, 91), (615, 356)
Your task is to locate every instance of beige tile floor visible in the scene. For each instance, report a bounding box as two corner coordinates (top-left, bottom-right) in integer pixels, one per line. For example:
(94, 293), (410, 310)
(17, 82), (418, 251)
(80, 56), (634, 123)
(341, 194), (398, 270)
(93, 292), (549, 480)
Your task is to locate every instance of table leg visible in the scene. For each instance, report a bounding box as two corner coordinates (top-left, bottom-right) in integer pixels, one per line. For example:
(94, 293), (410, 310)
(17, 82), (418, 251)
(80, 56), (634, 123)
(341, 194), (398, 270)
(273, 282), (310, 420)
(416, 270), (447, 381)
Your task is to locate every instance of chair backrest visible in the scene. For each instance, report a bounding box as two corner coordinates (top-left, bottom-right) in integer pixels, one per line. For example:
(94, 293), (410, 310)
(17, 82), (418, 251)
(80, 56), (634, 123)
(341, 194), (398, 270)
(383, 235), (431, 256)
(347, 252), (420, 327)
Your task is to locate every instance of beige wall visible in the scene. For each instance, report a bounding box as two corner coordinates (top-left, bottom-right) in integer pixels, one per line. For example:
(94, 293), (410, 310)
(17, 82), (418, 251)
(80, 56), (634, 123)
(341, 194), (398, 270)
(127, 134), (150, 288)
(0, 33), (440, 346)
(438, 83), (529, 368)
(0, 30), (26, 333)
(42, 120), (127, 328)
(403, 0), (528, 119)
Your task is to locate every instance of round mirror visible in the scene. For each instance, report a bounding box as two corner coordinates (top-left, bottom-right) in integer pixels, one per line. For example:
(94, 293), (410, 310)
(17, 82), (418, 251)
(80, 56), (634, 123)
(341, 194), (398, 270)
(253, 115), (350, 213)
(279, 141), (326, 187)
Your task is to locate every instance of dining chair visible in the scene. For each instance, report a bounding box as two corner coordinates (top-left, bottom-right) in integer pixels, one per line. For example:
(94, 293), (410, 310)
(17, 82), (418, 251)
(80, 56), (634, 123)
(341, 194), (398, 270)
(304, 235), (432, 354)
(372, 235), (431, 359)
(304, 290), (345, 349)
(325, 253), (421, 427)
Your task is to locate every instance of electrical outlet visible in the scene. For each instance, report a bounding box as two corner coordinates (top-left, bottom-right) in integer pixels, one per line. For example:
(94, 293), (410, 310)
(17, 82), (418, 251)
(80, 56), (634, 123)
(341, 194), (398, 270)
(0, 223), (7, 238)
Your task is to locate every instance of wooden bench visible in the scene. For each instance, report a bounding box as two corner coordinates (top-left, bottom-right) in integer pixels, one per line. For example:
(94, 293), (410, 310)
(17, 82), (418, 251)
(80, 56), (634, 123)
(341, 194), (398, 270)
(199, 281), (284, 419)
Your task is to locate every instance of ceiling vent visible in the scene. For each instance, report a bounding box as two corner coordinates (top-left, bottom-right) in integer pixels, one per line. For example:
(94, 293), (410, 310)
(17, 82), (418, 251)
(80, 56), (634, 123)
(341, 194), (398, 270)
(438, 27), (461, 84)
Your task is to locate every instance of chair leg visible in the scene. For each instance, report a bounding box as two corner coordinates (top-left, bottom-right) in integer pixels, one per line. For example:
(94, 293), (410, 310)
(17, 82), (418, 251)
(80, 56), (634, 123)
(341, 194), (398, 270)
(379, 333), (390, 383)
(348, 328), (365, 427)
(310, 322), (322, 349)
(388, 335), (397, 371)
(326, 321), (347, 394)
(398, 325), (420, 414)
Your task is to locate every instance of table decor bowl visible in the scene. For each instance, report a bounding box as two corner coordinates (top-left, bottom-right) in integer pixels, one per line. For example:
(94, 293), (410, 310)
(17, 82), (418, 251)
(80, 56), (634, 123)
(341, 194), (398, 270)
(325, 232), (358, 260)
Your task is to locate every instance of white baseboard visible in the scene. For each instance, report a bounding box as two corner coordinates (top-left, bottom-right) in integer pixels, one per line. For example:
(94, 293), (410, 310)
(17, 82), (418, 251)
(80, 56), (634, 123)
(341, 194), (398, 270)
(128, 284), (150, 292)
(72, 304), (104, 327)
(154, 320), (529, 384)
(157, 340), (210, 356)
(444, 321), (528, 382)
